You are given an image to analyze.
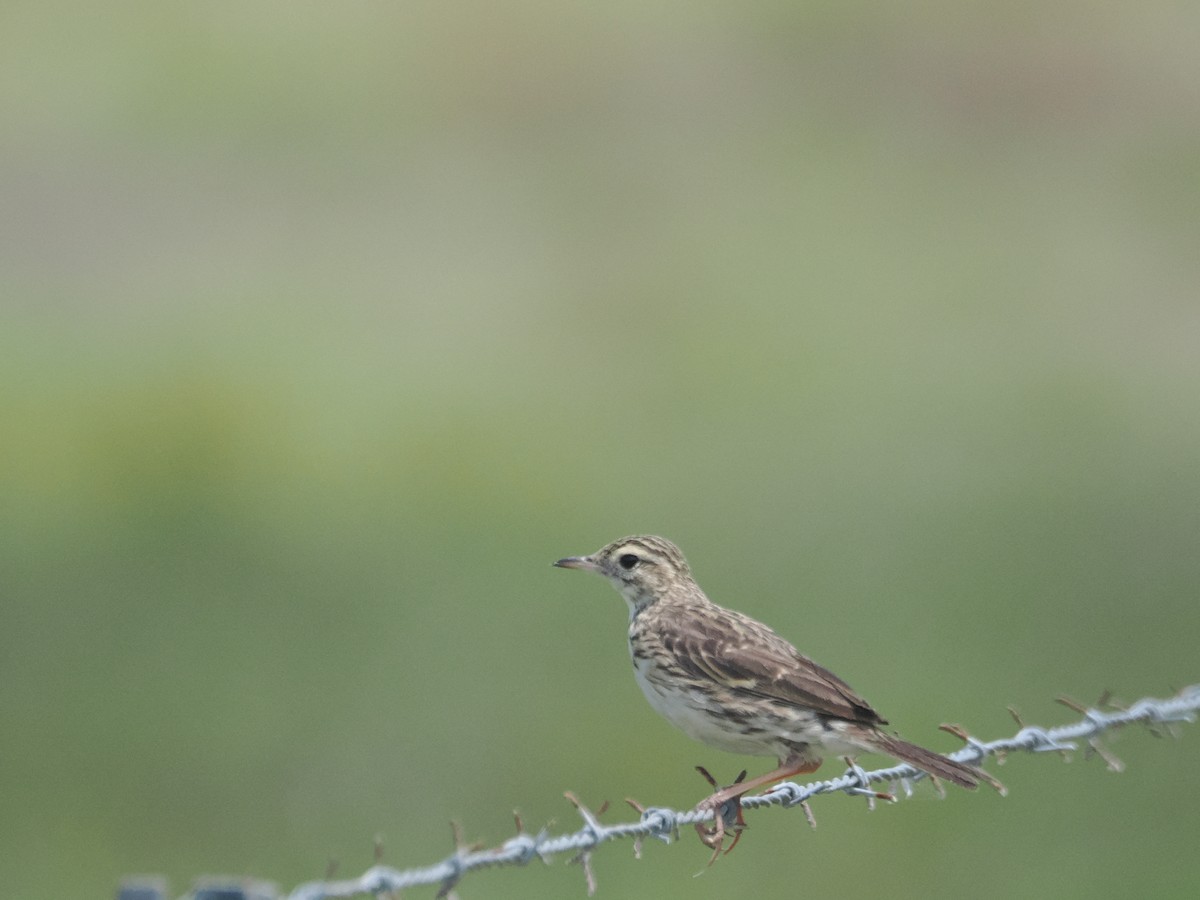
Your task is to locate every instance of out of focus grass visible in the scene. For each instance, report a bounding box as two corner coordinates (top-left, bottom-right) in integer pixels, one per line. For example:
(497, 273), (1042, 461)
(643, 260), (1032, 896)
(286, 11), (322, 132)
(2, 3), (1198, 898)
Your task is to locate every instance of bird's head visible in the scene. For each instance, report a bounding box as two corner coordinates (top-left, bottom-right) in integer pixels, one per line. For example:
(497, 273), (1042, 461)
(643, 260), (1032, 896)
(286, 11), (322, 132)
(554, 534), (694, 616)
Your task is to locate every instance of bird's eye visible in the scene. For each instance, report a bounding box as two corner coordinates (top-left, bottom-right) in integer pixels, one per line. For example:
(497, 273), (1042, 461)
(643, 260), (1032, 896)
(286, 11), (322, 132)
(618, 553), (640, 570)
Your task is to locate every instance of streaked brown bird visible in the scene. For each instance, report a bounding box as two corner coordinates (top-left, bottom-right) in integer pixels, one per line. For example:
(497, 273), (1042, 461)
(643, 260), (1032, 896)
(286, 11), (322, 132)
(554, 535), (978, 846)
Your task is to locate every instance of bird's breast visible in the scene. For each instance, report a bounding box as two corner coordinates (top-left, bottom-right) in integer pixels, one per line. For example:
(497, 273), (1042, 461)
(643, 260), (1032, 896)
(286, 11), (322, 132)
(626, 631), (786, 757)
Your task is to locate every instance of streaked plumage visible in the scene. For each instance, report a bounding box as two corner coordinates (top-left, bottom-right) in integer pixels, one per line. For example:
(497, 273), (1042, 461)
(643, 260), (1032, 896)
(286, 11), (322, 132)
(554, 535), (978, 792)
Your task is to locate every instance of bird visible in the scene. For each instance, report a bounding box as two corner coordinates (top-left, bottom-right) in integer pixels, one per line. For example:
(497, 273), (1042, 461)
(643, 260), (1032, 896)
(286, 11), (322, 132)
(554, 534), (978, 849)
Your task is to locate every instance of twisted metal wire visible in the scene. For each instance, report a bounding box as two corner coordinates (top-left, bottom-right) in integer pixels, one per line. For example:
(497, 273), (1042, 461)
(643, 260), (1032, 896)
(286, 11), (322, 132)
(288, 685), (1200, 900)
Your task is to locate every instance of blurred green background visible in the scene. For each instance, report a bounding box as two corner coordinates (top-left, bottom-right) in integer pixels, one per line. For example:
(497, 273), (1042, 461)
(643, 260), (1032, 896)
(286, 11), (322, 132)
(3, 2), (1198, 898)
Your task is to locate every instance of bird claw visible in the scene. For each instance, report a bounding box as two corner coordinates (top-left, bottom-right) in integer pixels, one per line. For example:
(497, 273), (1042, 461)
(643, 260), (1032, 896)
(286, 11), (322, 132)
(693, 766), (748, 863)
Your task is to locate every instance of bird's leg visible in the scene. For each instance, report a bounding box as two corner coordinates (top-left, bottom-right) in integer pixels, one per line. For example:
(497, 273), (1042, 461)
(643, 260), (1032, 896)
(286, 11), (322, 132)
(700, 755), (823, 811)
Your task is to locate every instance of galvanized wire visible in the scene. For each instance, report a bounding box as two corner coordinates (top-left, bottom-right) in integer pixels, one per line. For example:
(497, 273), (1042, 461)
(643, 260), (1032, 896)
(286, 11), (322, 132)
(288, 685), (1199, 900)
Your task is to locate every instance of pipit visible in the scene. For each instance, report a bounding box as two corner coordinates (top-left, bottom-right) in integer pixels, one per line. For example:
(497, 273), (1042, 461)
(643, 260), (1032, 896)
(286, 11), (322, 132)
(554, 535), (978, 849)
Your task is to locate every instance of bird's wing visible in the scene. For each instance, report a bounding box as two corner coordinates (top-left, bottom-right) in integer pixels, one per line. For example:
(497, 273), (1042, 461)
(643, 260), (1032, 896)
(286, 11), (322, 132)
(658, 603), (886, 727)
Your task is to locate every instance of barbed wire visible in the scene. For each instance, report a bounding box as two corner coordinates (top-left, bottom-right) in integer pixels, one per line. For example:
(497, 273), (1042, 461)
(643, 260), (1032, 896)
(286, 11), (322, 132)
(281, 684), (1199, 900)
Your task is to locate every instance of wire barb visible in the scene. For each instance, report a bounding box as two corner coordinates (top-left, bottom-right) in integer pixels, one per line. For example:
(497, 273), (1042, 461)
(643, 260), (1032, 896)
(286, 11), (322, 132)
(285, 685), (1200, 900)
(839, 757), (896, 809)
(563, 792), (609, 895)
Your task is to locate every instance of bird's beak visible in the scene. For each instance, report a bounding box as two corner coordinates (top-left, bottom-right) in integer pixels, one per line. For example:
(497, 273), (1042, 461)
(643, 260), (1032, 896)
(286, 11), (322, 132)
(553, 555), (599, 572)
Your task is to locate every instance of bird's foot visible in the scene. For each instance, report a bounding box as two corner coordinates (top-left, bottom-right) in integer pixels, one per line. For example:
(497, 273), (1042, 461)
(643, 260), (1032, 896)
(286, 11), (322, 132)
(693, 766), (748, 863)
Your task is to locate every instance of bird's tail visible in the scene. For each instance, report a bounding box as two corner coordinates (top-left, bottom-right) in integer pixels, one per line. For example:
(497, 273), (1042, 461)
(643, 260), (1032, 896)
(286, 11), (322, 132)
(870, 732), (980, 789)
